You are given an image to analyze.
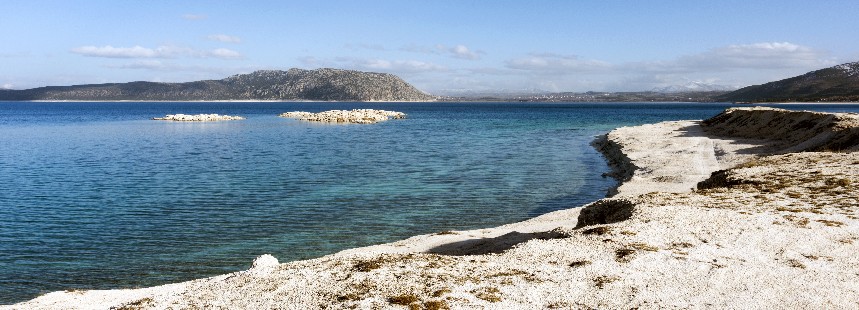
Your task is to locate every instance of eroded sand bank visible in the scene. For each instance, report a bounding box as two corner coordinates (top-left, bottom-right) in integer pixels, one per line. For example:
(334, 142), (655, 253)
(9, 107), (859, 309)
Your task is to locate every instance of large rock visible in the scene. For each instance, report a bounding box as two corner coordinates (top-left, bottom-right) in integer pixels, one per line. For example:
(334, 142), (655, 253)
(279, 109), (406, 124)
(152, 114), (245, 121)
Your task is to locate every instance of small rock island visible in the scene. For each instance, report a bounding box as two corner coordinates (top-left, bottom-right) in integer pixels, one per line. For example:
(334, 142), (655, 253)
(152, 114), (245, 121)
(279, 109), (406, 124)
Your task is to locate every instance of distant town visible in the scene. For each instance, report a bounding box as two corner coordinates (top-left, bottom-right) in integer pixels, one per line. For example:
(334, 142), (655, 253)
(438, 91), (728, 102)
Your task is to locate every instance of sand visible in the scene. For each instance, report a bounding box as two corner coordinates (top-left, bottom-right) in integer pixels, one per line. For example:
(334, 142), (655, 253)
(7, 107), (859, 309)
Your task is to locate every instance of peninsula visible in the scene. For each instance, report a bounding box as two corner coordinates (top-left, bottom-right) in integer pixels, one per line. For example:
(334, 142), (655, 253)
(0, 68), (435, 102)
(11, 107), (858, 309)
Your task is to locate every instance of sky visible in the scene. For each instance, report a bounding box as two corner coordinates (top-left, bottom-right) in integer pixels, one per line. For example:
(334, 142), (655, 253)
(2, 0), (858, 94)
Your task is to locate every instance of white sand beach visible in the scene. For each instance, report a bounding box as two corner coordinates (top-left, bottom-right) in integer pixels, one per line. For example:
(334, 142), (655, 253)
(8, 107), (859, 309)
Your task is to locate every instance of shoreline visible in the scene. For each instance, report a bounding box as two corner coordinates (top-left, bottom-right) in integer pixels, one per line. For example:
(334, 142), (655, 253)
(8, 107), (859, 309)
(3, 100), (859, 107)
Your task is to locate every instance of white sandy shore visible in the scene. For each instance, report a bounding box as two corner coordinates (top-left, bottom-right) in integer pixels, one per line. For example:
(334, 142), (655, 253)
(7, 107), (859, 309)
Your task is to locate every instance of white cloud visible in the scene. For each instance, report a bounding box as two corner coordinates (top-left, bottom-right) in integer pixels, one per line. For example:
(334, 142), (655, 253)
(450, 45), (480, 60)
(622, 42), (835, 74)
(112, 60), (167, 70)
(505, 42), (833, 78)
(674, 42), (835, 70)
(361, 59), (393, 69)
(400, 44), (482, 60)
(182, 14), (207, 20)
(497, 42), (838, 91)
(298, 56), (323, 66)
(350, 58), (447, 73)
(207, 34), (242, 43)
(607, 42), (838, 89)
(71, 45), (243, 60)
(106, 60), (254, 75)
(506, 53), (612, 73)
(400, 44), (443, 54)
(71, 45), (166, 58)
(301, 56), (447, 74)
(1, 83), (13, 89)
(210, 48), (243, 59)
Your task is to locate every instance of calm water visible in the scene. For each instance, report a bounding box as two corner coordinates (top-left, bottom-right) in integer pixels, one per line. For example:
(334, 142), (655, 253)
(2, 101), (858, 303)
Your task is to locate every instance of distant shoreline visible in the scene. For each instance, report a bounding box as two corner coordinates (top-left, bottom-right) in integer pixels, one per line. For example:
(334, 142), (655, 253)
(1, 99), (436, 103)
(4, 100), (859, 105)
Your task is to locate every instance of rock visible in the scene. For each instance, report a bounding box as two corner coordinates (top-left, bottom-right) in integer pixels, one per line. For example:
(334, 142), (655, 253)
(279, 109), (406, 124)
(246, 254), (279, 276)
(152, 114), (245, 121)
(250, 254), (279, 270)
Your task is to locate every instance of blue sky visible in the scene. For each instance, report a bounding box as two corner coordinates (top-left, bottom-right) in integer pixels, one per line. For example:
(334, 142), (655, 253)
(2, 0), (858, 94)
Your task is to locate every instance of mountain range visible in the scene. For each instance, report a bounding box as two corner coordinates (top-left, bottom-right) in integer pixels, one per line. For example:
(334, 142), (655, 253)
(0, 68), (435, 102)
(2, 62), (858, 102)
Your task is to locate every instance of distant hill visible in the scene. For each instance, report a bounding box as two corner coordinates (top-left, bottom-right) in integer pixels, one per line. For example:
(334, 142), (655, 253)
(717, 62), (859, 102)
(0, 68), (436, 101)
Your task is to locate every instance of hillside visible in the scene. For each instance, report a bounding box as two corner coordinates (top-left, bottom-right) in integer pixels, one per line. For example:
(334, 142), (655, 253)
(0, 68), (435, 102)
(717, 62), (859, 102)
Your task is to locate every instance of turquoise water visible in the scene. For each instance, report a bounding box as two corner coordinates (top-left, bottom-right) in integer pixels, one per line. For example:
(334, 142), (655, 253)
(2, 101), (858, 303)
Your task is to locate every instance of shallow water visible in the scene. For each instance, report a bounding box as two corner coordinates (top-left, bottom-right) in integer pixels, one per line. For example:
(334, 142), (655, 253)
(1, 101), (857, 303)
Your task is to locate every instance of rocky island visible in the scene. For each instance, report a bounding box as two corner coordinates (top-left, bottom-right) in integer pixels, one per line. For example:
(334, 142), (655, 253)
(0, 68), (435, 102)
(152, 114), (245, 121)
(10, 107), (859, 309)
(279, 109), (406, 124)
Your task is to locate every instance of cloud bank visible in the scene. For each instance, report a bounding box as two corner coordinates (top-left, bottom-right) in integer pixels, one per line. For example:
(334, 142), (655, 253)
(487, 42), (837, 92)
(673, 42), (834, 70)
(106, 60), (247, 74)
(450, 45), (480, 60)
(400, 44), (482, 60)
(207, 34), (242, 43)
(61, 40), (841, 94)
(506, 53), (612, 73)
(71, 45), (243, 60)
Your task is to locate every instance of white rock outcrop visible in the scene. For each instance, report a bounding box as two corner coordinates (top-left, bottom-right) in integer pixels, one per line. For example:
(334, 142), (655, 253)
(152, 114), (245, 121)
(279, 109), (406, 124)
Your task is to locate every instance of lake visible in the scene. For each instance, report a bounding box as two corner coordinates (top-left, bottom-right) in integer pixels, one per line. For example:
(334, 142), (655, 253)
(2, 101), (858, 303)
